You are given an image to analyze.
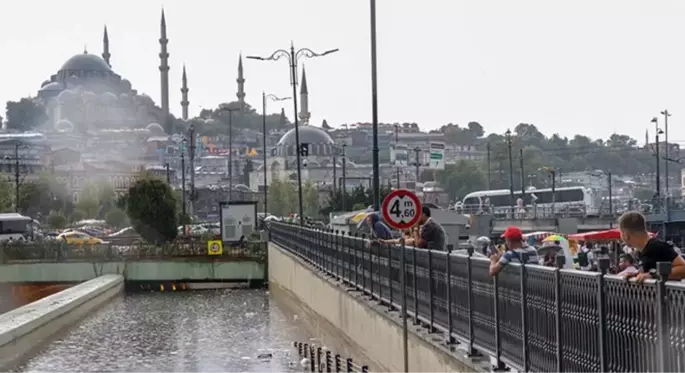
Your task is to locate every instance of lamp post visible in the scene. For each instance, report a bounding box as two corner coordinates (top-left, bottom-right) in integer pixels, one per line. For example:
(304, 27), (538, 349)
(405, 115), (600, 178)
(262, 93), (291, 217)
(181, 138), (187, 234)
(588, 171), (613, 227)
(651, 117), (663, 199)
(247, 44), (339, 226)
(413, 147), (421, 185)
(341, 144), (347, 212)
(540, 166), (556, 216)
(661, 110), (671, 196)
(394, 125), (400, 188)
(8, 142), (31, 212)
(165, 162), (170, 183)
(369, 0), (380, 211)
(505, 129), (514, 208)
(188, 124), (196, 215)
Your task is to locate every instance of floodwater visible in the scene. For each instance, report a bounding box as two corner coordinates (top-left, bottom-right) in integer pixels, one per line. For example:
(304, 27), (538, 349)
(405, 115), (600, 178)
(12, 289), (343, 372)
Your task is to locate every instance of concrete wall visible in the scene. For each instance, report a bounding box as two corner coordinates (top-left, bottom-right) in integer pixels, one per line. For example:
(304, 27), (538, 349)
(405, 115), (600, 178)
(268, 243), (489, 372)
(0, 260), (264, 283)
(0, 274), (123, 370)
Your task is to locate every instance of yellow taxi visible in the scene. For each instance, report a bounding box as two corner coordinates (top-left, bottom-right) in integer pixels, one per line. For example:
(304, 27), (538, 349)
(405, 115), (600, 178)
(57, 231), (104, 246)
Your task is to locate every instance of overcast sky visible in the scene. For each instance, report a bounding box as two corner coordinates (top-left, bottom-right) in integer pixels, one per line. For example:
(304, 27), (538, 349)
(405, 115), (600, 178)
(1, 0), (685, 144)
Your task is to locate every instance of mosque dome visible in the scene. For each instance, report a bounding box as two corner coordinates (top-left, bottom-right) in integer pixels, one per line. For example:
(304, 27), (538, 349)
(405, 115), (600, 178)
(146, 122), (164, 134)
(101, 91), (118, 103)
(277, 126), (334, 147)
(57, 89), (78, 104)
(41, 80), (51, 88)
(59, 52), (112, 74)
(39, 81), (64, 93)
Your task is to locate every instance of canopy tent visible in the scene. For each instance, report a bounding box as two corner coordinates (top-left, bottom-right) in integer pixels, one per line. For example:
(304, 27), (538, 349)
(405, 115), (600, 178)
(568, 228), (656, 241)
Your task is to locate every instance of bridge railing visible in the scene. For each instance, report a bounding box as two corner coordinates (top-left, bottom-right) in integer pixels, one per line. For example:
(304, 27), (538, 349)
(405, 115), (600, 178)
(269, 222), (685, 372)
(0, 240), (267, 263)
(462, 204), (588, 220)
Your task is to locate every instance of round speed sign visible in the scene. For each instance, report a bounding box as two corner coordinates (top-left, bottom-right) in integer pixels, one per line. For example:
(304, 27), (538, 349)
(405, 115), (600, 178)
(381, 189), (422, 230)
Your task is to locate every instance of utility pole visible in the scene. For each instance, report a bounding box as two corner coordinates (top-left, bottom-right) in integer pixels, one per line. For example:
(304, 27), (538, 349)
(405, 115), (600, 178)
(341, 144), (347, 212)
(188, 124), (196, 215)
(652, 117), (661, 198)
(395, 125), (400, 189)
(505, 129), (514, 207)
(14, 143), (20, 212)
(165, 163), (170, 184)
(608, 172), (613, 229)
(262, 93), (291, 217)
(332, 147), (337, 195)
(181, 140), (187, 233)
(486, 142), (491, 189)
(519, 148), (525, 199)
(661, 110), (671, 196)
(369, 0), (380, 211)
(414, 147), (421, 185)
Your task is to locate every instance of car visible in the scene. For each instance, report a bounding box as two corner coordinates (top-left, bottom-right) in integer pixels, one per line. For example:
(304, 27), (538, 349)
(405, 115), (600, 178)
(57, 231), (104, 246)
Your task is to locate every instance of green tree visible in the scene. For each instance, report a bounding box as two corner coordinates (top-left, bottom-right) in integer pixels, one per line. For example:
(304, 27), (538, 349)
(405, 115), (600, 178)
(75, 183), (100, 218)
(268, 176), (298, 217)
(105, 208), (128, 228)
(302, 181), (320, 218)
(125, 177), (178, 244)
(5, 98), (48, 131)
(47, 211), (67, 229)
(435, 160), (487, 200)
(0, 178), (14, 213)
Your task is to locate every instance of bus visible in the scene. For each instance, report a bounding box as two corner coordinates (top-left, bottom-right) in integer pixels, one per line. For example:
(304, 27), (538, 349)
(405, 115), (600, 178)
(0, 213), (35, 242)
(461, 186), (600, 217)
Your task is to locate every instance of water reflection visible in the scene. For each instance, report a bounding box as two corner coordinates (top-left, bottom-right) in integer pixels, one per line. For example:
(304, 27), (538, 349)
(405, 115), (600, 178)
(13, 290), (312, 372)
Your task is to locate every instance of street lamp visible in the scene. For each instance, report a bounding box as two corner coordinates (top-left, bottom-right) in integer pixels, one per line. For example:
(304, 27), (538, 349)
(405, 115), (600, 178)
(540, 166), (556, 216)
(651, 117), (663, 199)
(341, 144), (347, 212)
(262, 92), (291, 217)
(661, 110), (672, 196)
(505, 129), (514, 208)
(247, 43), (339, 226)
(369, 0), (380, 211)
(181, 138), (187, 234)
(5, 142), (33, 212)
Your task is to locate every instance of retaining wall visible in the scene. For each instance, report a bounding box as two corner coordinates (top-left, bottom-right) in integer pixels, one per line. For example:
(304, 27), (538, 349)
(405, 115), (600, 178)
(0, 274), (123, 370)
(268, 243), (489, 372)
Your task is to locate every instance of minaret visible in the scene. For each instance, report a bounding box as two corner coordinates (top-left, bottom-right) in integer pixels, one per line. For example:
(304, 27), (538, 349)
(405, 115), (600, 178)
(645, 129), (649, 147)
(280, 108), (286, 127)
(102, 26), (111, 67)
(298, 66), (310, 125)
(236, 54), (246, 109)
(159, 9), (171, 133)
(181, 65), (189, 120)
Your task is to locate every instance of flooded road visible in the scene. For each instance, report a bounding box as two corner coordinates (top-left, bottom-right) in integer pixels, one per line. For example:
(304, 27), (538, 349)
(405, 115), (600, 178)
(12, 290), (327, 372)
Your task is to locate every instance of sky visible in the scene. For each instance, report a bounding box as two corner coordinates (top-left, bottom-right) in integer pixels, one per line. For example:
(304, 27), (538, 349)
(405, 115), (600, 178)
(1, 0), (685, 144)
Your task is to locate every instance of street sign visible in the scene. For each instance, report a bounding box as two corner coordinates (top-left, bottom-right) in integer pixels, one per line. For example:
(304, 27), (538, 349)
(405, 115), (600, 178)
(428, 142), (445, 170)
(381, 189), (422, 230)
(207, 240), (223, 256)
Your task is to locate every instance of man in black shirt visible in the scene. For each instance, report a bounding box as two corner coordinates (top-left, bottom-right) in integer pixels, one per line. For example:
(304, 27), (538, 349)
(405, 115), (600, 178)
(618, 211), (685, 282)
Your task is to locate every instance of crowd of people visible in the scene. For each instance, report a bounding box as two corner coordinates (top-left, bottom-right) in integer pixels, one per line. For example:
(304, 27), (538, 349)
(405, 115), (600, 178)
(364, 208), (685, 282)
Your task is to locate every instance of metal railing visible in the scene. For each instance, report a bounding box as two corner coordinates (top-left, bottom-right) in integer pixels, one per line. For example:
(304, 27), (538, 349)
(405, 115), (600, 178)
(270, 222), (685, 372)
(461, 204), (588, 220)
(293, 341), (370, 373)
(0, 240), (267, 263)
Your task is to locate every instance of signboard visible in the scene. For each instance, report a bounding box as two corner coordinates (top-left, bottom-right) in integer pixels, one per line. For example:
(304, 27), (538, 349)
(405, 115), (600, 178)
(219, 201), (258, 242)
(390, 144), (409, 167)
(207, 240), (223, 255)
(381, 189), (422, 230)
(428, 142), (445, 170)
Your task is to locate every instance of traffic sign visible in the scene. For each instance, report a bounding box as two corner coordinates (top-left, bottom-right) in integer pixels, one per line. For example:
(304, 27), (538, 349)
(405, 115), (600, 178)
(207, 240), (223, 256)
(381, 189), (422, 230)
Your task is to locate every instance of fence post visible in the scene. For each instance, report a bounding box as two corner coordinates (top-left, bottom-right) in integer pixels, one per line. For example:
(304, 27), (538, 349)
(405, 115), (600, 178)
(310, 345), (316, 371)
(520, 253), (530, 372)
(400, 239), (409, 373)
(386, 243), (393, 310)
(335, 354), (341, 372)
(597, 257), (610, 372)
(334, 230), (340, 281)
(317, 346), (323, 372)
(427, 248), (435, 332)
(325, 350), (332, 372)
(656, 261), (672, 372)
(466, 246), (478, 356)
(361, 234), (368, 294)
(353, 233), (360, 289)
(554, 254), (565, 372)
(445, 244), (455, 345)
(346, 358), (353, 373)
(368, 235), (374, 299)
(361, 365), (369, 372)
(412, 246), (419, 325)
(493, 275), (506, 371)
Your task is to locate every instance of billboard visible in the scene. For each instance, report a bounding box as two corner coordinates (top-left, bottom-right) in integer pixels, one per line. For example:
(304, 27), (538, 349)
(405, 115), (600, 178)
(219, 201), (258, 242)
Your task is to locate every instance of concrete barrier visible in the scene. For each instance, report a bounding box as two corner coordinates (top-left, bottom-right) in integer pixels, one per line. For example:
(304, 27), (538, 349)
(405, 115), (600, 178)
(268, 243), (489, 372)
(0, 274), (123, 370)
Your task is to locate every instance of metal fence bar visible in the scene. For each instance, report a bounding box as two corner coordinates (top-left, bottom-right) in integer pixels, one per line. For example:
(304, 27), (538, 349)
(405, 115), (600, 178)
(271, 223), (685, 373)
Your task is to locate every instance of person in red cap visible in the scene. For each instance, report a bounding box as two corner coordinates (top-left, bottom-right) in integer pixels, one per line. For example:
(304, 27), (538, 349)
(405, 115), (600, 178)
(489, 226), (538, 276)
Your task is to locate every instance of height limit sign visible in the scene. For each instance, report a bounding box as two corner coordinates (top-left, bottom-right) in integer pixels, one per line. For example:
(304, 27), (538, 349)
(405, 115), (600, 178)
(381, 189), (422, 230)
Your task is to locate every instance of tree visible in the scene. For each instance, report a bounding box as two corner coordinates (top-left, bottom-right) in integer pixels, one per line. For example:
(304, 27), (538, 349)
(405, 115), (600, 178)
(302, 181), (320, 217)
(47, 211), (67, 229)
(435, 160), (487, 201)
(267, 177), (297, 217)
(105, 208), (128, 228)
(5, 98), (48, 131)
(75, 183), (100, 219)
(124, 177), (178, 244)
(0, 178), (14, 213)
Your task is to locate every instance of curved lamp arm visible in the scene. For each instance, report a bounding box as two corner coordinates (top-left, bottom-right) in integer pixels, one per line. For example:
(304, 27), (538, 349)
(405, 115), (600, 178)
(246, 49), (292, 63)
(295, 48), (339, 61)
(266, 94), (291, 102)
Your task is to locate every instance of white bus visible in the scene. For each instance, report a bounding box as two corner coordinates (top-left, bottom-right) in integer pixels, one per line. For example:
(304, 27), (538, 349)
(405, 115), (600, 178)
(0, 213), (35, 242)
(461, 186), (600, 217)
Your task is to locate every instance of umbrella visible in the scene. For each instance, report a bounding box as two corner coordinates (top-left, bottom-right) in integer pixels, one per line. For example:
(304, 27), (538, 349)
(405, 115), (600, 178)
(542, 235), (567, 243)
(350, 211), (375, 224)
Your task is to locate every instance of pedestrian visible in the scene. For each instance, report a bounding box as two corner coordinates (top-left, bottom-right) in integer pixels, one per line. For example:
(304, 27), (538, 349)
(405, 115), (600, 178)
(489, 226), (538, 276)
(618, 211), (685, 282)
(616, 253), (638, 276)
(365, 213), (392, 240)
(413, 206), (446, 250)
